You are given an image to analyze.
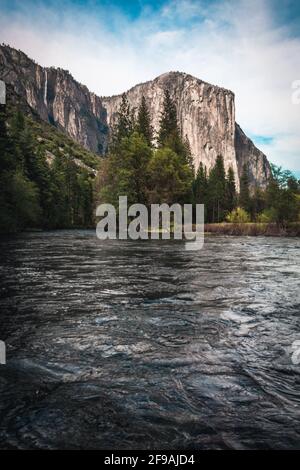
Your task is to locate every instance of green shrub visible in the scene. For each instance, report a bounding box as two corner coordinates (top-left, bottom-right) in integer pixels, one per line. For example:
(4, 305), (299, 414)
(257, 209), (276, 223)
(226, 207), (250, 223)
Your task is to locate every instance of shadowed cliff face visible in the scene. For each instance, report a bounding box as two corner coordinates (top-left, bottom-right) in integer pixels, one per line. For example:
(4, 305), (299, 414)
(235, 124), (272, 188)
(0, 44), (271, 189)
(0, 45), (108, 154)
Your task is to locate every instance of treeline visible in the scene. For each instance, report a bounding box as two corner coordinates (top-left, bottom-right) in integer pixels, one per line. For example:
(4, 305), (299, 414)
(1, 89), (299, 233)
(96, 92), (194, 208)
(194, 159), (300, 226)
(97, 91), (300, 227)
(0, 104), (94, 232)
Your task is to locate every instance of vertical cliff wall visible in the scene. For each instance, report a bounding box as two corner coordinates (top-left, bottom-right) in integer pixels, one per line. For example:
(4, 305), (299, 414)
(103, 72), (240, 187)
(0, 45), (108, 153)
(235, 124), (271, 188)
(0, 44), (271, 189)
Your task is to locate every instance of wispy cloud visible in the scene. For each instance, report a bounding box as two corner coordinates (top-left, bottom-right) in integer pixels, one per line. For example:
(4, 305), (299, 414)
(0, 0), (299, 170)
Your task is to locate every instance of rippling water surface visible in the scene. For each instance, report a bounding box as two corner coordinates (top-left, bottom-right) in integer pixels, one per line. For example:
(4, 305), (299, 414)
(0, 231), (300, 449)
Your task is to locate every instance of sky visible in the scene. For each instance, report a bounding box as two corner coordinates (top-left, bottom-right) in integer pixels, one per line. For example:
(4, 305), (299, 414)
(0, 0), (299, 174)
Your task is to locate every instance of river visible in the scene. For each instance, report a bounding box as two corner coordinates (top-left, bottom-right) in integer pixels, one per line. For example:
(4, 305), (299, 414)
(0, 231), (299, 449)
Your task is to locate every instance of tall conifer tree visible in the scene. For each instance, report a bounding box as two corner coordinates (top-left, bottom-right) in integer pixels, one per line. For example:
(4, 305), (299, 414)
(136, 96), (153, 146)
(158, 90), (179, 148)
(226, 166), (237, 213)
(208, 155), (227, 222)
(111, 93), (133, 149)
(239, 164), (251, 213)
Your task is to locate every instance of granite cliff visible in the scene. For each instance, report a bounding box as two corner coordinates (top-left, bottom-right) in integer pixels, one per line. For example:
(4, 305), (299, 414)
(0, 44), (271, 189)
(0, 45), (108, 154)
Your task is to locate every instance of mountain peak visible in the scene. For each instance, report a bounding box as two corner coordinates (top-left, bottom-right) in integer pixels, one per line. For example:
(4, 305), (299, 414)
(0, 44), (270, 189)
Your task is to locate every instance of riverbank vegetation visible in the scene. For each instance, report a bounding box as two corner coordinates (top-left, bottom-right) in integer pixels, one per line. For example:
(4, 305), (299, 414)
(204, 222), (300, 237)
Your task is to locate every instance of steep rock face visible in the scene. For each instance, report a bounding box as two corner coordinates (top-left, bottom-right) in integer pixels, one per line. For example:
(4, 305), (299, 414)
(103, 72), (239, 187)
(235, 124), (271, 189)
(0, 45), (108, 153)
(104, 73), (271, 190)
(0, 44), (271, 189)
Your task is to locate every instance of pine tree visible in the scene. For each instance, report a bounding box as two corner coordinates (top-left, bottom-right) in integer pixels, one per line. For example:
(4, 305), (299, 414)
(192, 162), (208, 221)
(147, 147), (193, 205)
(226, 166), (236, 213)
(158, 90), (178, 148)
(251, 187), (265, 220)
(239, 164), (251, 213)
(183, 135), (194, 172)
(208, 155), (227, 222)
(193, 162), (207, 203)
(97, 132), (153, 207)
(111, 93), (133, 149)
(158, 90), (193, 168)
(136, 96), (153, 146)
(264, 164), (299, 226)
(1, 94), (97, 232)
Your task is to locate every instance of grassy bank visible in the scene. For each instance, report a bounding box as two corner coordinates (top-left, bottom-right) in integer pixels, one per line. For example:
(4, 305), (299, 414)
(204, 222), (300, 237)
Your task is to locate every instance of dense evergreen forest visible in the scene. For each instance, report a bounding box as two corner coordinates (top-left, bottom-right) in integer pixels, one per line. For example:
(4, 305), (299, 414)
(1, 87), (300, 233)
(0, 88), (97, 232)
(96, 91), (300, 228)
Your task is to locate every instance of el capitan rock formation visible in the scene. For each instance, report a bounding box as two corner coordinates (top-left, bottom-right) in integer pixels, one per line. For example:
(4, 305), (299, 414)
(0, 44), (271, 189)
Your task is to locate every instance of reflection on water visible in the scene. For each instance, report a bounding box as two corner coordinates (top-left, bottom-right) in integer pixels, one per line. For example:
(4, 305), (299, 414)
(0, 231), (300, 449)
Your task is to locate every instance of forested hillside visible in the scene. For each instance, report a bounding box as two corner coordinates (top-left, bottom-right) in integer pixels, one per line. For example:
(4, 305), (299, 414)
(0, 86), (99, 232)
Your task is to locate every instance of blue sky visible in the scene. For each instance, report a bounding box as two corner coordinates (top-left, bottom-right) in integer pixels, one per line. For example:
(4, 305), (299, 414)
(0, 0), (299, 174)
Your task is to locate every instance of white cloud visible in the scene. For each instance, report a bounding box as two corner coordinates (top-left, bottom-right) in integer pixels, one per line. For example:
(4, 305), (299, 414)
(0, 0), (299, 169)
(260, 134), (300, 170)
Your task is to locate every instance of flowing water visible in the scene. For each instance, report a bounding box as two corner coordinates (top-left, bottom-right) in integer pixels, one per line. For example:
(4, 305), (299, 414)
(0, 231), (300, 449)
